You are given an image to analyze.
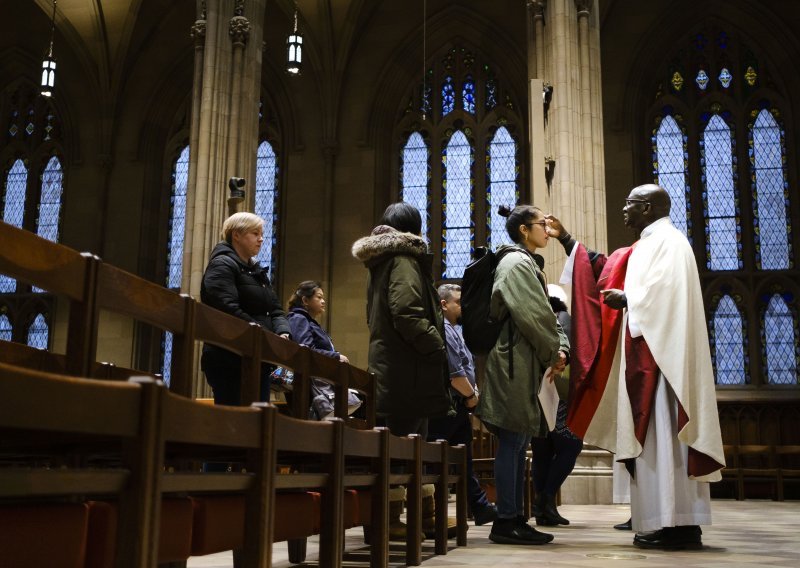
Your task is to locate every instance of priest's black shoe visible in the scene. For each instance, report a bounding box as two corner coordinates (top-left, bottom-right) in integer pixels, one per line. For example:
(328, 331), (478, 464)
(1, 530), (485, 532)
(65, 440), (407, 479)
(489, 518), (554, 545)
(614, 517), (632, 531)
(633, 525), (702, 550)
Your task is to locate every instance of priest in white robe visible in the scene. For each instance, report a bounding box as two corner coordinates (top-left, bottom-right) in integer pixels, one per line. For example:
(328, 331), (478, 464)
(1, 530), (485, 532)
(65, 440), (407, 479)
(546, 184), (725, 550)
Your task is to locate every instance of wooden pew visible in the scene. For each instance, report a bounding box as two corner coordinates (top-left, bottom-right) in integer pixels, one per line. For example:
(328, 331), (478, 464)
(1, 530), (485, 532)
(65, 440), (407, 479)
(0, 222), (98, 376)
(0, 362), (163, 568)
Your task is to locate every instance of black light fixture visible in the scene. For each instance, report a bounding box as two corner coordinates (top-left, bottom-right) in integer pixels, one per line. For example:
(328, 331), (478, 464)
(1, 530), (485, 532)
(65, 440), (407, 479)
(286, 3), (303, 75)
(40, 0), (57, 97)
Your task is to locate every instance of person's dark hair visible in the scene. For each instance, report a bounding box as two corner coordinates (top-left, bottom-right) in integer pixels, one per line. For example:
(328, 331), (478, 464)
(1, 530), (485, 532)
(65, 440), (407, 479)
(288, 280), (322, 310)
(498, 204), (542, 243)
(549, 295), (568, 314)
(380, 202), (422, 235)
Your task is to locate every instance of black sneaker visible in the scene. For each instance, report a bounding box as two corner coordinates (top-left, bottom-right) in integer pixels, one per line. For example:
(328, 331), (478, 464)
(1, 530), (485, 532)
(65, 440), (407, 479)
(489, 518), (554, 545)
(472, 504), (498, 526)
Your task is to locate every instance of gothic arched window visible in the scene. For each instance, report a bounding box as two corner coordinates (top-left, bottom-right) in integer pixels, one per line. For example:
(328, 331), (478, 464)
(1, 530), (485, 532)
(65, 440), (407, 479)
(396, 46), (523, 280)
(700, 110), (741, 270)
(0, 159), (28, 293)
(442, 130), (473, 279)
(160, 144), (189, 385)
(761, 292), (798, 385)
(487, 126), (517, 248)
(710, 293), (748, 385)
(254, 140), (279, 280)
(652, 111), (691, 236)
(0, 82), (64, 350)
(646, 27), (797, 386)
(26, 313), (48, 350)
(750, 106), (792, 270)
(0, 314), (11, 341)
(400, 131), (430, 241)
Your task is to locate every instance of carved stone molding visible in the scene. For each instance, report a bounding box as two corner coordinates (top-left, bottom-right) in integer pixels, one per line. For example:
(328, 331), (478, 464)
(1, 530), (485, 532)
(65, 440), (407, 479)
(229, 16), (251, 46)
(234, 0), (244, 17)
(528, 0), (546, 18)
(574, 0), (592, 17)
(190, 19), (206, 45)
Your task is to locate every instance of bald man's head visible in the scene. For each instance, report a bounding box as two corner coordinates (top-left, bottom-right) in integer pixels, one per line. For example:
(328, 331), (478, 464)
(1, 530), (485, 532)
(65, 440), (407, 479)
(623, 184), (671, 232)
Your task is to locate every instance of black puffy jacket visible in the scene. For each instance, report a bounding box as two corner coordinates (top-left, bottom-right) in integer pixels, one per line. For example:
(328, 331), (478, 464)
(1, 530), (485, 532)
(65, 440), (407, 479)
(200, 242), (290, 335)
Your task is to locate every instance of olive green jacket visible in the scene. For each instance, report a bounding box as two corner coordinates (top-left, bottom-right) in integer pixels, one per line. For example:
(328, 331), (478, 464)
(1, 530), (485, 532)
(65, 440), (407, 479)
(475, 245), (570, 436)
(352, 227), (451, 418)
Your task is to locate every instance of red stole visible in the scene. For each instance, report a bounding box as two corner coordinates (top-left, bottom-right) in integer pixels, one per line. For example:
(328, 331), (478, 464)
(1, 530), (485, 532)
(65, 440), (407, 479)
(566, 244), (633, 438)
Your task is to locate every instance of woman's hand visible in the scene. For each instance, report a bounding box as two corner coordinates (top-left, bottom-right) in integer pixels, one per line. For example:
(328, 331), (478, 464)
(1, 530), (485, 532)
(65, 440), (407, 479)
(464, 392), (479, 409)
(339, 354), (350, 364)
(552, 350), (567, 373)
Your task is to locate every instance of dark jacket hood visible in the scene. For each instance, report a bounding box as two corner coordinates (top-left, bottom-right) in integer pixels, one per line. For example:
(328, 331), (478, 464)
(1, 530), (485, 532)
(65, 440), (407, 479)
(351, 226), (428, 265)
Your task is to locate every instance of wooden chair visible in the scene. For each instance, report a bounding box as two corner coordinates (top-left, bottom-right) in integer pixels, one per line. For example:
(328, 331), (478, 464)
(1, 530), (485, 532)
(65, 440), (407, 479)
(0, 362), (163, 568)
(735, 444), (779, 500)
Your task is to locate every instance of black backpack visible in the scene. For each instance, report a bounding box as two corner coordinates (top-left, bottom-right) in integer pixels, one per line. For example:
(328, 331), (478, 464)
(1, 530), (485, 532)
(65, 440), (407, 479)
(461, 247), (513, 355)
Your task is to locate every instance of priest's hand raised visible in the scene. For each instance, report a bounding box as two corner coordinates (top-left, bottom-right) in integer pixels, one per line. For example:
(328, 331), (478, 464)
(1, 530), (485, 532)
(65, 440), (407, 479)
(544, 214), (567, 239)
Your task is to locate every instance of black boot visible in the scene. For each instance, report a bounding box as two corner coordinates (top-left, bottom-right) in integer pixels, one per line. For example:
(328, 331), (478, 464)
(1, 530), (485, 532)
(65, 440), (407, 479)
(532, 493), (544, 519)
(538, 493), (569, 526)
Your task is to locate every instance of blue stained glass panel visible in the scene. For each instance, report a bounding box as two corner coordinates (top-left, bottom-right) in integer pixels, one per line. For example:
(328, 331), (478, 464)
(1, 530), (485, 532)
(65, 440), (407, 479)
(1, 159), (28, 293)
(654, 115), (690, 235)
(442, 130), (473, 279)
(162, 145), (189, 382)
(696, 69), (709, 90)
(487, 127), (517, 248)
(162, 331), (174, 387)
(763, 295), (797, 384)
(166, 146), (189, 289)
(255, 141), (279, 278)
(0, 314), (11, 341)
(702, 114), (740, 270)
(26, 313), (48, 349)
(462, 75), (476, 115)
(442, 76), (455, 116)
(712, 295), (747, 384)
(401, 132), (429, 241)
(751, 110), (791, 270)
(36, 156), (63, 243)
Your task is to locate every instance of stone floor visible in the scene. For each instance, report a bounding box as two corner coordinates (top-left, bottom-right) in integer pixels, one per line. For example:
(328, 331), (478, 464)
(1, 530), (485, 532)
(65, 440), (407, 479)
(187, 500), (800, 567)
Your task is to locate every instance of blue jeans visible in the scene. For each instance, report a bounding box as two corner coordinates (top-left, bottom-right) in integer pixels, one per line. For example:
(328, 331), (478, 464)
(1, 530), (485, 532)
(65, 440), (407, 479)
(494, 427), (530, 519)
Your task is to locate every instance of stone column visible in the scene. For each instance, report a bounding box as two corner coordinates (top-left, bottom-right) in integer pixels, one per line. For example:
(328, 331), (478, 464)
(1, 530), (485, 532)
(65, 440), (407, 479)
(182, 0), (267, 396)
(526, 0), (606, 275)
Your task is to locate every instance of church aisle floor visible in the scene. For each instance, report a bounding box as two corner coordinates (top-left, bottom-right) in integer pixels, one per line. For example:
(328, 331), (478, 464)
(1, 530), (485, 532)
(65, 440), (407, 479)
(187, 500), (800, 567)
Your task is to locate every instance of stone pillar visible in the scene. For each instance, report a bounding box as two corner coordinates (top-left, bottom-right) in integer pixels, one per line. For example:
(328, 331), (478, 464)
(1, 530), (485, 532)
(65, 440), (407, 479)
(182, 0), (267, 396)
(526, 0), (607, 277)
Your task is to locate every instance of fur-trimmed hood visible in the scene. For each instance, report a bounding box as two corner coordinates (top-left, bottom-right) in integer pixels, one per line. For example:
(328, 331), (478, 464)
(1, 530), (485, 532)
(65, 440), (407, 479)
(351, 225), (429, 265)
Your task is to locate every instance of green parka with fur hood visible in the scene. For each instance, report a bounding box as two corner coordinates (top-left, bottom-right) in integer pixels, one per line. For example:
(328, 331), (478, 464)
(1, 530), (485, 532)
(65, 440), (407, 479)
(352, 226), (451, 418)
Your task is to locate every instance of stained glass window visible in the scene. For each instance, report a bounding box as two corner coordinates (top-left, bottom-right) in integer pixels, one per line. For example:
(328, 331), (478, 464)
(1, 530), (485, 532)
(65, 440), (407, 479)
(719, 68), (732, 88)
(442, 130), (473, 279)
(0, 314), (11, 341)
(26, 313), (48, 349)
(401, 132), (429, 242)
(750, 108), (791, 270)
(255, 140), (279, 279)
(762, 294), (797, 385)
(653, 114), (690, 236)
(36, 156), (63, 243)
(701, 113), (741, 270)
(487, 127), (517, 248)
(711, 295), (747, 385)
(462, 75), (476, 114)
(161, 144), (190, 386)
(441, 76), (455, 116)
(696, 69), (709, 90)
(1, 159), (28, 293)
